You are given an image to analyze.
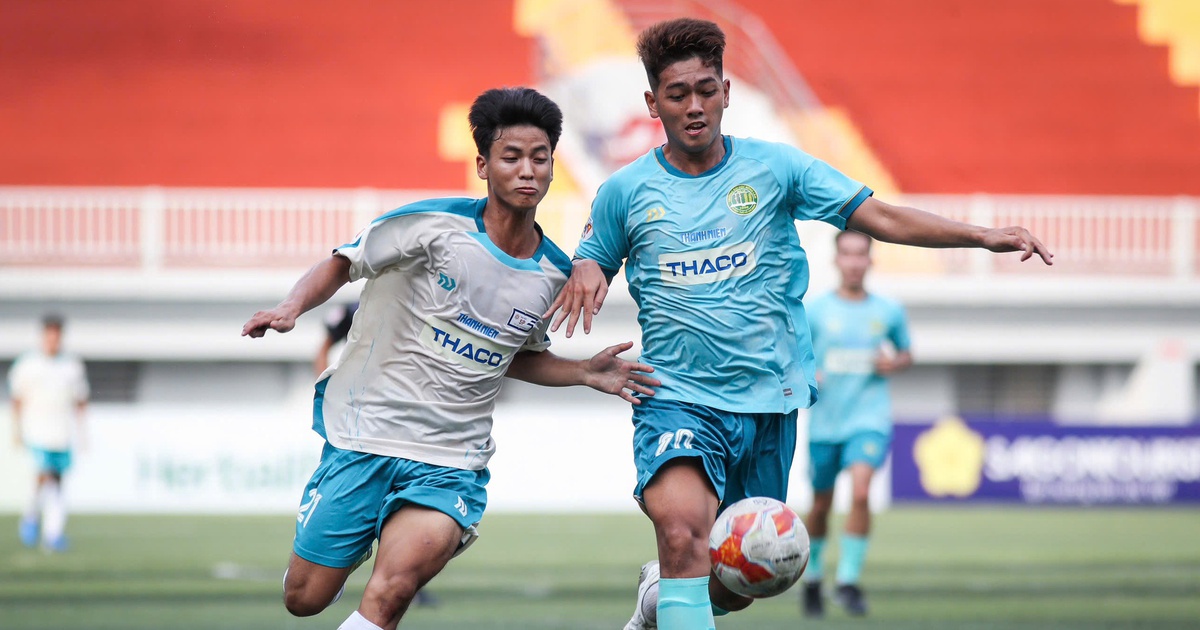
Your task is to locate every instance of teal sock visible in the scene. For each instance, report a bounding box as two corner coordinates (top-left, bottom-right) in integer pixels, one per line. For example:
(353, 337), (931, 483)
(711, 603), (729, 617)
(805, 537), (826, 582)
(658, 577), (715, 630)
(836, 535), (869, 585)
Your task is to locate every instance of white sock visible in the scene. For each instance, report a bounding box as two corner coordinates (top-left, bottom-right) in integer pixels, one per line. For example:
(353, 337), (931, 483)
(338, 610), (383, 630)
(41, 480), (66, 542)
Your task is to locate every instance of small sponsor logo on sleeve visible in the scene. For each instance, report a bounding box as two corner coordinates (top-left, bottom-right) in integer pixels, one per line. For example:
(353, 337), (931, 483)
(507, 308), (541, 333)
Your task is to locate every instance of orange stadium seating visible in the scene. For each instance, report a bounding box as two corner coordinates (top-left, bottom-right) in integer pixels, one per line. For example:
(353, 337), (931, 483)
(4, 0), (1198, 196)
(735, 0), (1200, 194)
(0, 1), (535, 189)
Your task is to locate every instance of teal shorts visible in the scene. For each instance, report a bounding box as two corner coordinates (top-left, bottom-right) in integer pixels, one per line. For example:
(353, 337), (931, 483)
(808, 431), (891, 492)
(293, 441), (490, 568)
(29, 447), (72, 474)
(631, 398), (797, 510)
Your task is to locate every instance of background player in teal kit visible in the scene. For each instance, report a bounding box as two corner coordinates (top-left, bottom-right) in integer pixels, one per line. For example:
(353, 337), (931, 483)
(243, 87), (659, 630)
(545, 18), (1052, 630)
(801, 230), (912, 618)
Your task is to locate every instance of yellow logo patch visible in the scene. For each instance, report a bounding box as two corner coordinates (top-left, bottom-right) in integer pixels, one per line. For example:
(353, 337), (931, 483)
(726, 184), (758, 216)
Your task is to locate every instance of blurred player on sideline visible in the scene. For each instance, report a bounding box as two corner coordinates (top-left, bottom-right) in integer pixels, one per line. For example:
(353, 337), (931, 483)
(243, 87), (659, 630)
(801, 231), (912, 617)
(9, 313), (89, 553)
(313, 302), (358, 376)
(545, 18), (1052, 630)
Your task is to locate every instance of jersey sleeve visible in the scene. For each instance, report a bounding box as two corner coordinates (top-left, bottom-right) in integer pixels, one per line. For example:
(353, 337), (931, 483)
(783, 146), (873, 229)
(572, 180), (630, 274)
(334, 213), (434, 282)
(519, 322), (553, 353)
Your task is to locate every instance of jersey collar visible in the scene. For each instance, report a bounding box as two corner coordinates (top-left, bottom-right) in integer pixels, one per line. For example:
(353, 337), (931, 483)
(654, 135), (733, 179)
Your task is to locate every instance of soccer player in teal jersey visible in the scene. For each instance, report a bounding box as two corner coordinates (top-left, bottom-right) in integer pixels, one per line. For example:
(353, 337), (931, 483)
(802, 230), (912, 618)
(243, 88), (659, 630)
(546, 18), (1052, 630)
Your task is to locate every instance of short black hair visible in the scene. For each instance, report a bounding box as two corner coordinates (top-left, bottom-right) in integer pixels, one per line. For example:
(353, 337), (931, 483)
(636, 18), (726, 90)
(468, 87), (563, 157)
(41, 313), (65, 330)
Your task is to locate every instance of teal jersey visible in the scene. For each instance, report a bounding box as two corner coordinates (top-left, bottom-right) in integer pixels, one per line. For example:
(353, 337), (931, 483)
(575, 136), (872, 413)
(805, 291), (911, 442)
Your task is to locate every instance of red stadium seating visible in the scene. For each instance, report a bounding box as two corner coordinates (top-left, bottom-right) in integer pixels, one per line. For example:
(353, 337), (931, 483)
(0, 1), (535, 189)
(733, 0), (1200, 194)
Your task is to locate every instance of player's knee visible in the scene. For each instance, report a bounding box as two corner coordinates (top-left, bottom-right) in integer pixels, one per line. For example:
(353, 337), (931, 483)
(361, 572), (420, 620)
(282, 584), (329, 618)
(657, 520), (709, 567)
(281, 569), (340, 618)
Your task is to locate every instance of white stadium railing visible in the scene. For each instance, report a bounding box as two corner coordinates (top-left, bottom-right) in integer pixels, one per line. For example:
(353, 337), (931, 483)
(0, 186), (1196, 279)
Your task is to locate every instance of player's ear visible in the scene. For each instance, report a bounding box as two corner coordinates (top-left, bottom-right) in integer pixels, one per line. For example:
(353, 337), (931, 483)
(723, 79), (731, 108)
(475, 154), (487, 181)
(644, 90), (659, 119)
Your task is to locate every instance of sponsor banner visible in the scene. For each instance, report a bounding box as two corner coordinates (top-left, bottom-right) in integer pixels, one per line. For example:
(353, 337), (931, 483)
(892, 418), (1200, 504)
(658, 242), (756, 285)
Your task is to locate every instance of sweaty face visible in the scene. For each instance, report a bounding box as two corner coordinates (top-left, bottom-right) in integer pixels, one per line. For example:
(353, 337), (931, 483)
(835, 233), (872, 290)
(477, 125), (553, 212)
(646, 57), (730, 159)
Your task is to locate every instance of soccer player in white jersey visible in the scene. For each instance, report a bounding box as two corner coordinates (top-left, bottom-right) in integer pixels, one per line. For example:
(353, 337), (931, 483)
(802, 231), (912, 617)
(9, 313), (89, 553)
(545, 18), (1053, 630)
(242, 87), (660, 630)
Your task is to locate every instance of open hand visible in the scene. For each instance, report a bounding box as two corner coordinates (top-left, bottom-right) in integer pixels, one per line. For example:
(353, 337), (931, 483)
(981, 226), (1054, 265)
(585, 341), (660, 404)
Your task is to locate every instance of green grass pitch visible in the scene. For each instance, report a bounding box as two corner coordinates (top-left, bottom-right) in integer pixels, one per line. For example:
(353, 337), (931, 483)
(1, 507), (1198, 629)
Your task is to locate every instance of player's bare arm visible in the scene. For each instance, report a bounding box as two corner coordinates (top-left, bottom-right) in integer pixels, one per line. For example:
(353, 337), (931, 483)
(241, 255), (352, 338)
(847, 197), (1054, 265)
(874, 349), (913, 376)
(506, 341), (660, 405)
(544, 258), (611, 337)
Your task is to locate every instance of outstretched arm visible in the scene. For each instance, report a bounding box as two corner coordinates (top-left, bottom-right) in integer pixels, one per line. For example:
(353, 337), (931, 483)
(847, 197), (1053, 264)
(242, 255), (352, 338)
(506, 341), (660, 405)
(544, 259), (613, 337)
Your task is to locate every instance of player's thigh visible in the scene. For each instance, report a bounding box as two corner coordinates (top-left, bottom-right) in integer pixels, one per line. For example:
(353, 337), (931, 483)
(293, 443), (390, 569)
(377, 460), (488, 560)
(632, 398), (734, 503)
(840, 431), (890, 471)
(373, 505), (464, 585)
(808, 441), (844, 493)
(725, 410), (798, 503)
(642, 458), (721, 527)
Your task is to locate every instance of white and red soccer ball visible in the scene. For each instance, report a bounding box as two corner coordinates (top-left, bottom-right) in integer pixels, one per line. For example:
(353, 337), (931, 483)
(709, 496), (811, 598)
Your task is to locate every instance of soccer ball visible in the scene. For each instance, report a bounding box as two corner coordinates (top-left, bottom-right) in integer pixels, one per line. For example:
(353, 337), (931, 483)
(709, 496), (810, 598)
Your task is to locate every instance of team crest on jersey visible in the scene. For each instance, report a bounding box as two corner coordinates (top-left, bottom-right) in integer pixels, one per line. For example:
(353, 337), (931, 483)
(580, 217), (594, 241)
(726, 184), (758, 216)
(507, 308), (540, 333)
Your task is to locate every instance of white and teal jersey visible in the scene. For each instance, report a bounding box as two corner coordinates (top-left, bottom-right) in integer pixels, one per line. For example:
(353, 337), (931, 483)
(805, 292), (911, 442)
(575, 136), (872, 414)
(322, 197), (572, 470)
